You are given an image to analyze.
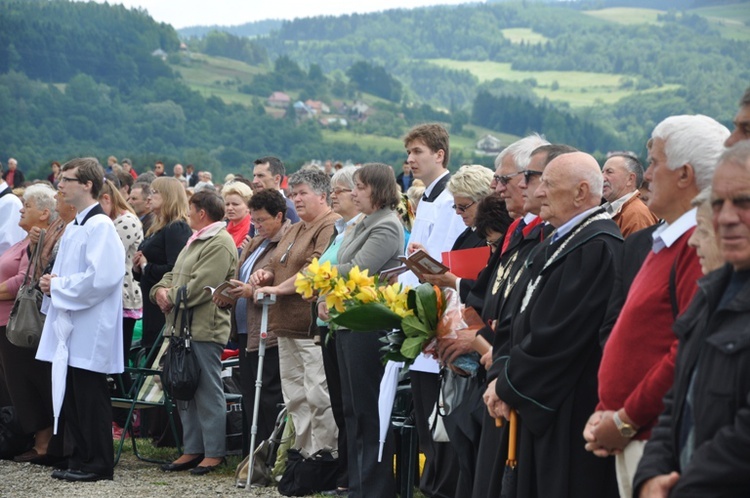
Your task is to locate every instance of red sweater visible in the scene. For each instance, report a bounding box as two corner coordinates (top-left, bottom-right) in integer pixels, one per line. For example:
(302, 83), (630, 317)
(597, 227), (702, 439)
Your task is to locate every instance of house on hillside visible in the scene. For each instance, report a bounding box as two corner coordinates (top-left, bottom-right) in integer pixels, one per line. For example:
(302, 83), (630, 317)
(319, 117), (348, 128)
(476, 134), (504, 155)
(305, 99), (330, 114)
(267, 92), (291, 108)
(293, 101), (315, 119)
(151, 48), (167, 60)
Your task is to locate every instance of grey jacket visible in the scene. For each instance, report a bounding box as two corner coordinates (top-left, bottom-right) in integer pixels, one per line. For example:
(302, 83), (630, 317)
(336, 207), (404, 276)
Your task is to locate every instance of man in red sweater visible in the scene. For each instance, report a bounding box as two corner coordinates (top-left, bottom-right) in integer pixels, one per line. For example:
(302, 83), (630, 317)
(583, 114), (730, 497)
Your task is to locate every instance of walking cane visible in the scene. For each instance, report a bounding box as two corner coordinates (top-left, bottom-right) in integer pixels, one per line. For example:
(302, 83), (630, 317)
(245, 292), (276, 490)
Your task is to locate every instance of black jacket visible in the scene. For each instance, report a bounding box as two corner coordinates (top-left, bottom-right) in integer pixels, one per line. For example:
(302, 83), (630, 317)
(634, 264), (750, 497)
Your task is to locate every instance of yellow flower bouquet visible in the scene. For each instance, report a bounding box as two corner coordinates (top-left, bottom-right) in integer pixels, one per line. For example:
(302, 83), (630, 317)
(294, 258), (448, 365)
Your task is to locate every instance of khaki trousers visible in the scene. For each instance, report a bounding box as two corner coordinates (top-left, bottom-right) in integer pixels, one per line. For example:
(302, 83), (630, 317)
(278, 337), (338, 456)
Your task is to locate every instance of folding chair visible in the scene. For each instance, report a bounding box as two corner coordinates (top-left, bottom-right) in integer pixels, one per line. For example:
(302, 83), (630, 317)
(111, 328), (181, 465)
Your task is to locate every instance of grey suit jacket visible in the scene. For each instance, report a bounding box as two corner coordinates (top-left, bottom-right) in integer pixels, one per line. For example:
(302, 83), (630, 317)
(336, 207), (404, 276)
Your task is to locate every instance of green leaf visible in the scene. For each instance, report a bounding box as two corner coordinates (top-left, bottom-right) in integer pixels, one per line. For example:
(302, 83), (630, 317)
(401, 314), (431, 338)
(414, 283), (439, 332)
(401, 336), (425, 360)
(330, 302), (402, 332)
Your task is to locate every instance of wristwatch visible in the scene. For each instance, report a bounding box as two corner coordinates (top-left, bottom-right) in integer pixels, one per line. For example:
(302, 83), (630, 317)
(613, 410), (637, 438)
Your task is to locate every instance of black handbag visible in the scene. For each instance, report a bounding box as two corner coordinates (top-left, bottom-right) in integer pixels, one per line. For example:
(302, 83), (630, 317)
(7, 229), (46, 349)
(162, 286), (201, 401)
(278, 448), (339, 496)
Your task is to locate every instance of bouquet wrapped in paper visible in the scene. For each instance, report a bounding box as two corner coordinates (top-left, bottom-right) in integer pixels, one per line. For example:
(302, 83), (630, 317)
(294, 258), (450, 366)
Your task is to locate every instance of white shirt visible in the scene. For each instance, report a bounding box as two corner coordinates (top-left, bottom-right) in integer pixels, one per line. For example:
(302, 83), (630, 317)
(0, 182), (25, 256)
(36, 205), (126, 374)
(652, 208), (697, 254)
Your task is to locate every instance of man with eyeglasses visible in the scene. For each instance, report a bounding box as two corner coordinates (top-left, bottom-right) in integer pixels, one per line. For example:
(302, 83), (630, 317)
(585, 115), (729, 498)
(37, 157), (125, 482)
(601, 152), (658, 238)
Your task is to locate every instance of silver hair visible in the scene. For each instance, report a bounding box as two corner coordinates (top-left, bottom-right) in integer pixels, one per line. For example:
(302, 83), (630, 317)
(331, 165), (358, 191)
(691, 187), (712, 208)
(22, 183), (59, 223)
(494, 133), (549, 172)
(651, 114), (730, 190)
(288, 168), (332, 203)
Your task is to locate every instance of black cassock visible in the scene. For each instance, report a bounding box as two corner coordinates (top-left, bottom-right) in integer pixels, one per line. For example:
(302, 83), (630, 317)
(495, 210), (621, 498)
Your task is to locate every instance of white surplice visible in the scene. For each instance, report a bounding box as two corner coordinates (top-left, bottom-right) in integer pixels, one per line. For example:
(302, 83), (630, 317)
(399, 175), (465, 373)
(36, 211), (125, 375)
(0, 183), (25, 256)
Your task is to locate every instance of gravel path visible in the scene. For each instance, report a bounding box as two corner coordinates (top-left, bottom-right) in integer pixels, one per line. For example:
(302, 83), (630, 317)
(0, 456), (286, 497)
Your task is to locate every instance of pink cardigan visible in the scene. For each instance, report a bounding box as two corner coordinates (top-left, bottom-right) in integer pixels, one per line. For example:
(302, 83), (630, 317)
(0, 239), (30, 326)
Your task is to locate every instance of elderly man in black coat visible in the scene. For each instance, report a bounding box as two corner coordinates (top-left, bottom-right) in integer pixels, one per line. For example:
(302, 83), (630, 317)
(484, 151), (621, 498)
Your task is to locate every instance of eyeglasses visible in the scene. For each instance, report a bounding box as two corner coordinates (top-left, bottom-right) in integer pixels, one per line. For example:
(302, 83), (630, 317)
(331, 188), (352, 196)
(452, 201), (476, 213)
(59, 176), (82, 184)
(493, 171), (523, 186)
(523, 170), (543, 183)
(250, 217), (271, 226)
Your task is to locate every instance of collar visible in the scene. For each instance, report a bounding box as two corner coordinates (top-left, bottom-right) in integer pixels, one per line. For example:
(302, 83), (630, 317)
(74, 203), (101, 225)
(652, 207), (696, 254)
(335, 213), (363, 235)
(185, 220), (225, 247)
(552, 206), (601, 242)
(523, 212), (538, 225)
(422, 171), (450, 201)
(603, 190), (638, 216)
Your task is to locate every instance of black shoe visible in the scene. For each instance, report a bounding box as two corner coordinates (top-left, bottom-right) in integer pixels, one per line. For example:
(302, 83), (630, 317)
(321, 488), (349, 496)
(62, 469), (113, 482)
(161, 454), (204, 472)
(189, 458), (226, 475)
(51, 469), (68, 480)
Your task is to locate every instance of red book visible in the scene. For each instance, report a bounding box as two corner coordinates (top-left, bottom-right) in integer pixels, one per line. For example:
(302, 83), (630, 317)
(441, 246), (491, 279)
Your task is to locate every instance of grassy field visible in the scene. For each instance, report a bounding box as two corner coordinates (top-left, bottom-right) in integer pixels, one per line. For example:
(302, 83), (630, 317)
(690, 4), (750, 41)
(426, 59), (680, 108)
(170, 53), (273, 106)
(501, 27), (550, 45)
(582, 7), (664, 25)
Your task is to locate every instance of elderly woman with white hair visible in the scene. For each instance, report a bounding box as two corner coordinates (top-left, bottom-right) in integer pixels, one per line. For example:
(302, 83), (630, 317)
(0, 183), (60, 463)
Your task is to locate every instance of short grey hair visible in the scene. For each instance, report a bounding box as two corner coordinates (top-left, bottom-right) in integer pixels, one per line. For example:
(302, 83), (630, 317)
(494, 133), (549, 172)
(331, 165), (358, 191)
(651, 114), (730, 190)
(448, 164), (494, 201)
(22, 183), (58, 223)
(691, 187), (712, 208)
(288, 168), (332, 203)
(718, 140), (750, 170)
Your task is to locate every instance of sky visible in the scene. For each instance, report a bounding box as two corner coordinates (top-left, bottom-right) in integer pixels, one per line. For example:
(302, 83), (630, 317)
(83, 0), (482, 29)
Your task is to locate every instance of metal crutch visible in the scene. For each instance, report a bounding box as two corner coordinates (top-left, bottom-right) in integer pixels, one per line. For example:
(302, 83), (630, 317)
(246, 292), (276, 490)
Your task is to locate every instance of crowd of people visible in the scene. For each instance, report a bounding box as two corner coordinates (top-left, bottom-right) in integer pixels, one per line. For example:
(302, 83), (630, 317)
(0, 85), (749, 497)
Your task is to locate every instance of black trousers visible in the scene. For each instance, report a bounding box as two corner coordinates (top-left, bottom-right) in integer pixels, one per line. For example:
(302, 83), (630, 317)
(238, 335), (283, 449)
(63, 366), (114, 476)
(411, 370), (459, 498)
(336, 330), (395, 498)
(320, 327), (348, 489)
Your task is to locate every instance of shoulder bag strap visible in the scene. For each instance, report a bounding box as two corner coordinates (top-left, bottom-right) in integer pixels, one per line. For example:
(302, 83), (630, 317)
(23, 229), (46, 289)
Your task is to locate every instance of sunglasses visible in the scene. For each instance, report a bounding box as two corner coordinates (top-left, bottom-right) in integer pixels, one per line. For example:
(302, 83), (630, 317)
(452, 201), (476, 213)
(523, 170), (543, 183)
(493, 171), (523, 186)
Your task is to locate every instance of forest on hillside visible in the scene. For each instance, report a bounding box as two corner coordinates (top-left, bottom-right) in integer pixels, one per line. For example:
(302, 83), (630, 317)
(1, 0), (749, 179)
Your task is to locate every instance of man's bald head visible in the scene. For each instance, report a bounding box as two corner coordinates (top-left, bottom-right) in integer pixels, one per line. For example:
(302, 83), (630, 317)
(535, 152), (603, 227)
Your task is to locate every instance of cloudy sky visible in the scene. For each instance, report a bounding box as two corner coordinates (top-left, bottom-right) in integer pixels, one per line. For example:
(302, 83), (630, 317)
(83, 0), (480, 28)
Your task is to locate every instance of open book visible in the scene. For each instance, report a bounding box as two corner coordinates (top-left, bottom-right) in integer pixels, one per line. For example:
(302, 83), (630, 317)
(204, 281), (240, 304)
(384, 249), (449, 281)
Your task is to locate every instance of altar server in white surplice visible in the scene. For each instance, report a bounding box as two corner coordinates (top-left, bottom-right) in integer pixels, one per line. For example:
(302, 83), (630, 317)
(37, 157), (125, 483)
(398, 123), (464, 498)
